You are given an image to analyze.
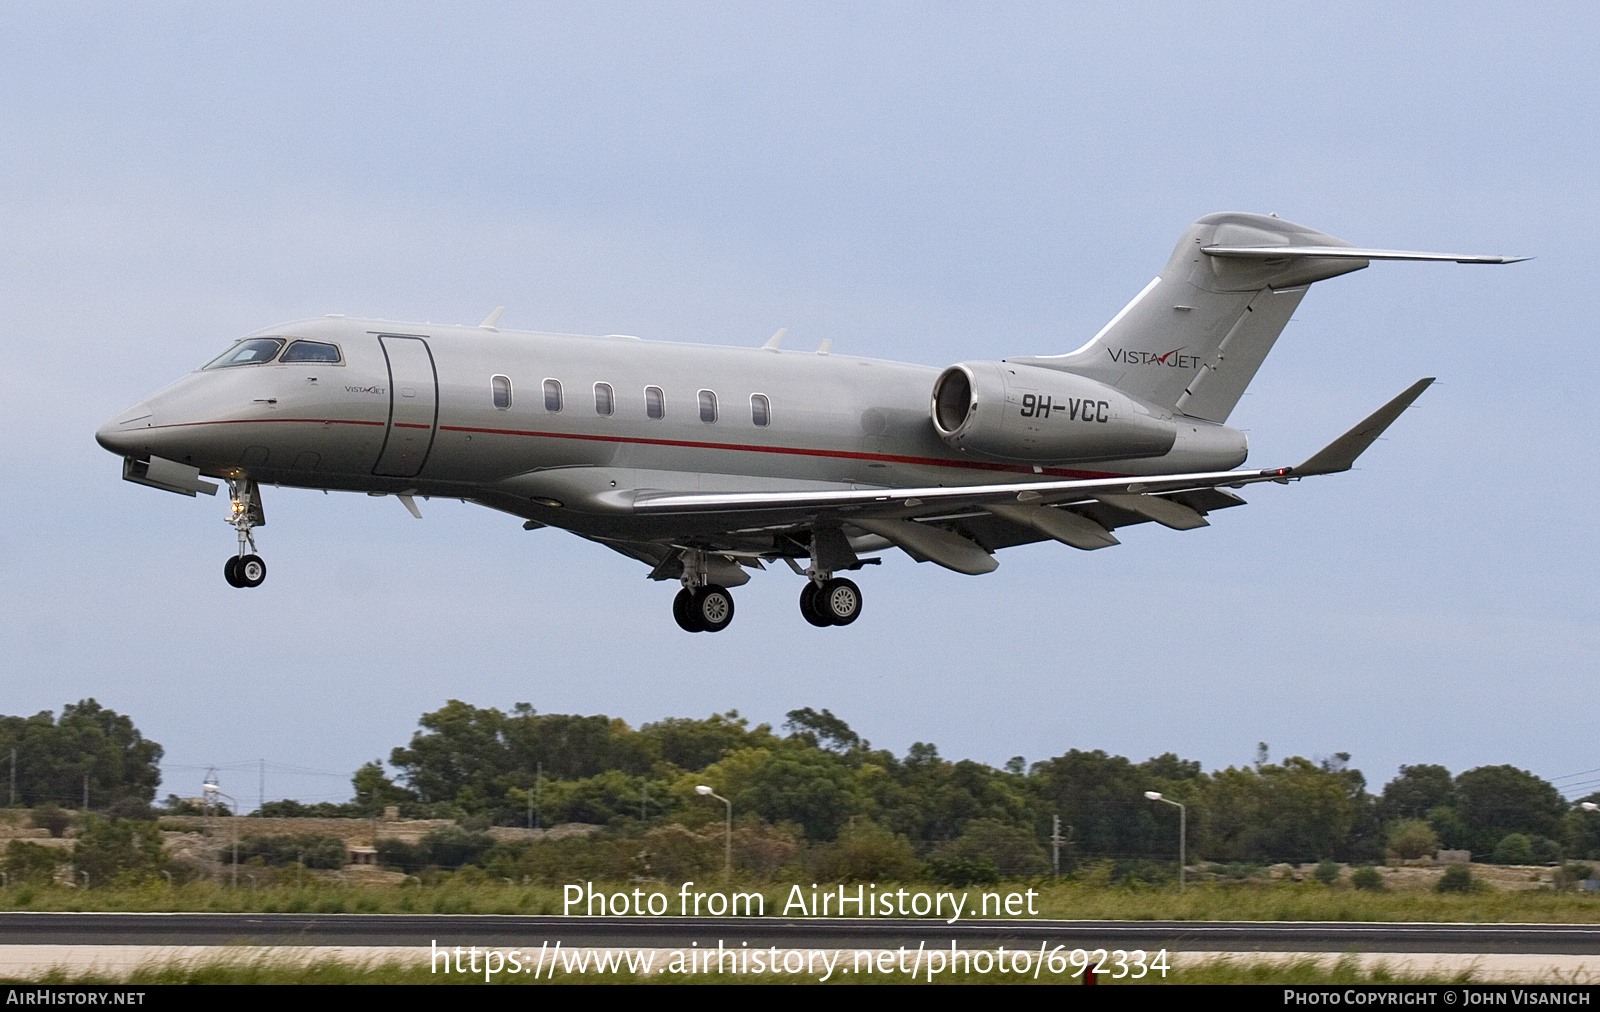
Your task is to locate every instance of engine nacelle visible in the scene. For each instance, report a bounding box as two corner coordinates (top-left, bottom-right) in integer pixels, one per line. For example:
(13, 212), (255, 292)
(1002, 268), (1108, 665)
(930, 362), (1177, 464)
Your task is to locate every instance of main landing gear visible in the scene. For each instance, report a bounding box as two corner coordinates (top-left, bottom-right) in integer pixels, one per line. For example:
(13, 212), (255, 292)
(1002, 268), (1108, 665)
(222, 478), (267, 589)
(800, 576), (862, 627)
(673, 585), (734, 633)
(672, 549), (736, 633)
(663, 547), (867, 632)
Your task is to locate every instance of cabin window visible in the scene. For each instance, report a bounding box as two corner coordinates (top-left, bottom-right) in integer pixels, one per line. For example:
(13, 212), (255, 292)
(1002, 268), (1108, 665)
(491, 375), (511, 409)
(543, 379), (563, 412)
(645, 386), (665, 419)
(751, 393), (771, 426)
(280, 340), (343, 364)
(202, 338), (285, 370)
(698, 390), (718, 423)
(594, 382), (614, 416)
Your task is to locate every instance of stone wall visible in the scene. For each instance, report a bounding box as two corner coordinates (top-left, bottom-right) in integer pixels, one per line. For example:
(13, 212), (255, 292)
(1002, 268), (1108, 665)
(156, 817), (605, 847)
(156, 816), (456, 846)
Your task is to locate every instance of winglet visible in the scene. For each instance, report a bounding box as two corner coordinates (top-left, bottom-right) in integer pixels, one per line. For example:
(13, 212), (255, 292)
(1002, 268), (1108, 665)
(762, 328), (786, 350)
(479, 307), (506, 330)
(1292, 378), (1435, 476)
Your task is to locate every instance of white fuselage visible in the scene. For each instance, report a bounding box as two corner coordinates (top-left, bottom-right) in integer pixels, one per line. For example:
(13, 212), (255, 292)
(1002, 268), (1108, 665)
(96, 316), (1248, 540)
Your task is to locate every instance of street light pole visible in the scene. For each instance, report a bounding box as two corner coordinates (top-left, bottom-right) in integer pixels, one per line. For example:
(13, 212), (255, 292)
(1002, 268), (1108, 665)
(1144, 791), (1186, 892)
(204, 779), (239, 888)
(696, 785), (732, 884)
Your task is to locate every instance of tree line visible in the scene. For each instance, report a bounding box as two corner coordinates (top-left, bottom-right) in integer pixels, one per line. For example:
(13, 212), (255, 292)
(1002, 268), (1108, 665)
(6, 699), (1599, 875)
(264, 701), (1600, 870)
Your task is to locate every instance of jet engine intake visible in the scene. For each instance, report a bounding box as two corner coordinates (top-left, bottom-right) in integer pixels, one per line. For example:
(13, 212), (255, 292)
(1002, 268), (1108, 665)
(929, 362), (1176, 464)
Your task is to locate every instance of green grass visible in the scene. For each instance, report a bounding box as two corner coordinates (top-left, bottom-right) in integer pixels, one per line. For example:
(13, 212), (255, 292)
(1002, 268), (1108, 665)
(4, 877), (1599, 922)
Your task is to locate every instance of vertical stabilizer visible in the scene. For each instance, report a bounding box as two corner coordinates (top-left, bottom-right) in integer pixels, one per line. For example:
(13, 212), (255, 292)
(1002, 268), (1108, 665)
(1009, 213), (1370, 423)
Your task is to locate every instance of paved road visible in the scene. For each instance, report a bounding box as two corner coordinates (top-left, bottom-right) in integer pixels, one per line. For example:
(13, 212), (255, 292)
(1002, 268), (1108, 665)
(4, 914), (1600, 953)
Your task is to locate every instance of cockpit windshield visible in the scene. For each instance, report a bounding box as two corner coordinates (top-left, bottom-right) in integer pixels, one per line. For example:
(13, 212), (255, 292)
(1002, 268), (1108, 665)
(280, 340), (342, 363)
(202, 338), (285, 370)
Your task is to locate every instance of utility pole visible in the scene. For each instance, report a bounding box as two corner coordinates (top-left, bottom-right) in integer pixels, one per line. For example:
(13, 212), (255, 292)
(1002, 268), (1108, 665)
(535, 763), (542, 830)
(641, 779), (648, 822)
(259, 759), (265, 813)
(1052, 815), (1062, 876)
(9, 749), (15, 807)
(82, 775), (88, 812)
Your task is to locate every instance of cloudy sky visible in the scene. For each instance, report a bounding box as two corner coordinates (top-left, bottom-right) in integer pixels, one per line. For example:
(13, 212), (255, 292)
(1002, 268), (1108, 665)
(2, 3), (1594, 806)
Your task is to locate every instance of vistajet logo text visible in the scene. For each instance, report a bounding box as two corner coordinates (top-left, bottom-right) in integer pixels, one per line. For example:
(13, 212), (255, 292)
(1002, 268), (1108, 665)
(1105, 347), (1202, 369)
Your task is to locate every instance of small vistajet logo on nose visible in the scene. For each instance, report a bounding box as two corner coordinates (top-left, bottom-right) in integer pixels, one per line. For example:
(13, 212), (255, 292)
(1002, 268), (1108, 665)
(345, 385), (386, 395)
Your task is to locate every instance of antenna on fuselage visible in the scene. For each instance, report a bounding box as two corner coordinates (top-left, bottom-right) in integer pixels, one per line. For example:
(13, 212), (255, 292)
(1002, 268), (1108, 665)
(762, 328), (786, 351)
(479, 307), (505, 330)
(816, 339), (832, 355)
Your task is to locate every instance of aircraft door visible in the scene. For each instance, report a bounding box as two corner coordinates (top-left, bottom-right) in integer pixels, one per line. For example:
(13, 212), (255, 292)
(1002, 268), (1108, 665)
(373, 336), (439, 477)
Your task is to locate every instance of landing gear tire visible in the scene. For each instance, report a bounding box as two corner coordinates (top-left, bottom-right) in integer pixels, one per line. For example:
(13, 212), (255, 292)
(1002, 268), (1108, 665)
(223, 556), (242, 588)
(692, 585), (734, 633)
(798, 582), (832, 627)
(818, 577), (862, 626)
(673, 588), (705, 633)
(235, 554), (267, 588)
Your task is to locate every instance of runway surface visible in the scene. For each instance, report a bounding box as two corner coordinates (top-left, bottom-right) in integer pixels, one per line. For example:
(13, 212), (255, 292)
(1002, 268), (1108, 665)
(4, 913), (1600, 953)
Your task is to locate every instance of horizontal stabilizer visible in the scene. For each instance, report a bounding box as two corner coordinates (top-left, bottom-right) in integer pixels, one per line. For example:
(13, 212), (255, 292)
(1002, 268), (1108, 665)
(1293, 378), (1435, 477)
(1203, 245), (1529, 264)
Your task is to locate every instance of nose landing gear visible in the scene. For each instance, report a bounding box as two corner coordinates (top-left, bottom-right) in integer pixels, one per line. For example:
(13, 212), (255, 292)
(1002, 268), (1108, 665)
(223, 478), (267, 589)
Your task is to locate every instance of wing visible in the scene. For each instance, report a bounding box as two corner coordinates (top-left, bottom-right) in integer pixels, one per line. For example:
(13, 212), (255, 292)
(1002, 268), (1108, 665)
(611, 378), (1434, 574)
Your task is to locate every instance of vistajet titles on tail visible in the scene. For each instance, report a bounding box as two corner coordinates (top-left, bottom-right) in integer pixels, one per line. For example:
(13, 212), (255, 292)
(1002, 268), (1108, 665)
(97, 213), (1524, 631)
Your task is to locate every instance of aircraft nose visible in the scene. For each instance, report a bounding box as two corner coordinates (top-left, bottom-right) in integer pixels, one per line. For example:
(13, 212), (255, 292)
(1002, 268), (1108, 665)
(95, 401), (154, 455)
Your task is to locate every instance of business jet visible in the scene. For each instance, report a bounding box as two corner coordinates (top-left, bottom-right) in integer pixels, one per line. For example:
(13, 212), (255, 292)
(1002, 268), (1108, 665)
(96, 212), (1522, 632)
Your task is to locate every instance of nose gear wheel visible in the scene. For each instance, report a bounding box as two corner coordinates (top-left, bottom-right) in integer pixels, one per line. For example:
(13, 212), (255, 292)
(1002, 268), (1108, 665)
(235, 554), (266, 588)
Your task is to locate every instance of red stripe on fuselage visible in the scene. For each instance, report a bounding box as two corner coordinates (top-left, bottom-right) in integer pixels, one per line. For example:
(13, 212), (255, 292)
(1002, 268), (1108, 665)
(147, 418), (387, 428)
(135, 417), (1125, 480)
